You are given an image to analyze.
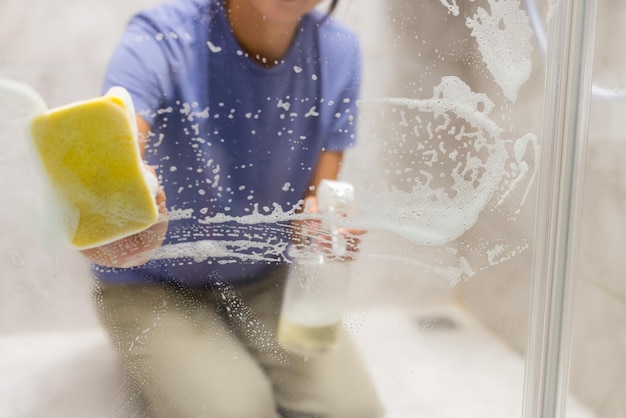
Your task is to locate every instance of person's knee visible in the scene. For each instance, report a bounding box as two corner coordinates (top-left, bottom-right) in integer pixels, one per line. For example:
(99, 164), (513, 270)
(144, 371), (281, 418)
(157, 394), (279, 418)
(278, 381), (385, 418)
(281, 400), (385, 418)
(201, 384), (280, 418)
(325, 393), (385, 418)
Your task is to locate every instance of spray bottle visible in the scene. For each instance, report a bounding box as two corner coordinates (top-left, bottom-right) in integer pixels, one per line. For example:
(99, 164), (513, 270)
(277, 179), (355, 356)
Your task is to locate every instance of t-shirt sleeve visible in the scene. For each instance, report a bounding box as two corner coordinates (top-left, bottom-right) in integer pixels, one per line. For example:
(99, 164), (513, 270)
(102, 15), (174, 126)
(319, 25), (362, 152)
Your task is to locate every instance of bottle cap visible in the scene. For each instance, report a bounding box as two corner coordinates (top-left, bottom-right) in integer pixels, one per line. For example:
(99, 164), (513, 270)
(317, 179), (354, 212)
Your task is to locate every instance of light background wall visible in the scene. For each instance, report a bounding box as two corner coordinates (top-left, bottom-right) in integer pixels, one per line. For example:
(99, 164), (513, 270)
(1, 0), (625, 416)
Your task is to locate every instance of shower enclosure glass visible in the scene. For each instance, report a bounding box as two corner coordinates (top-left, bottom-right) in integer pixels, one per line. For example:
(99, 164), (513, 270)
(0, 0), (621, 417)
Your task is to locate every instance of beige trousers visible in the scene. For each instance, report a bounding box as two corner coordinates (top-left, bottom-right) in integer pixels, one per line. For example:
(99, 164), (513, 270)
(94, 266), (384, 418)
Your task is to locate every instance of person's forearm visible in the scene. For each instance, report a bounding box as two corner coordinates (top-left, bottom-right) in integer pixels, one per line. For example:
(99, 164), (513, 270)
(305, 150), (343, 197)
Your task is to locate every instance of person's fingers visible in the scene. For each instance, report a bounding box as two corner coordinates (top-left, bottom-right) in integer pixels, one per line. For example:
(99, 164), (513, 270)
(144, 163), (157, 176)
(337, 227), (367, 236)
(303, 195), (318, 213)
(155, 185), (167, 217)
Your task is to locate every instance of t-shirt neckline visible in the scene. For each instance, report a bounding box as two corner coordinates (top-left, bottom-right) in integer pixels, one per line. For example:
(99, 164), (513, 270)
(215, 1), (310, 75)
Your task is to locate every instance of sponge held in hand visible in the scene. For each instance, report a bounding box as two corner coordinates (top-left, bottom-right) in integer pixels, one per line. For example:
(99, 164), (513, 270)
(30, 87), (159, 250)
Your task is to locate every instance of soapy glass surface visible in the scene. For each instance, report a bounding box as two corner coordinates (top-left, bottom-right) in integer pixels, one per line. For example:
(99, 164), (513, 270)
(0, 73), (537, 286)
(0, 1), (549, 416)
(0, 0), (537, 286)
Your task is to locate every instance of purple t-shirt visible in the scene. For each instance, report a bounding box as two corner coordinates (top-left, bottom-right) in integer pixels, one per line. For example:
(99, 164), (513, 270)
(94, 0), (361, 286)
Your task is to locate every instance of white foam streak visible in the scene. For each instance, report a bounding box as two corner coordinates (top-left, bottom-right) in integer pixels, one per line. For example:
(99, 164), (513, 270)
(465, 0), (534, 102)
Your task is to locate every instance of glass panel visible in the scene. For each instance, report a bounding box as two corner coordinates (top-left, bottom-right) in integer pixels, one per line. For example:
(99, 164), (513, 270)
(522, 0), (597, 416)
(0, 0), (603, 417)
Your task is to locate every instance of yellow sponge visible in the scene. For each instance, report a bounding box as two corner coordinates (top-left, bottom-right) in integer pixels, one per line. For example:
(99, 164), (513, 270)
(30, 87), (159, 250)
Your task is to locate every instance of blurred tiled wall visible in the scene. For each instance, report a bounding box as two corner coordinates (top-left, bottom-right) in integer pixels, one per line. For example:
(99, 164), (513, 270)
(454, 1), (626, 416)
(2, 0), (625, 416)
(344, 0), (626, 416)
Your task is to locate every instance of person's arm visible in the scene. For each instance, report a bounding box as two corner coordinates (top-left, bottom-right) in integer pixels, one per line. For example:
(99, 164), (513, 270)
(80, 116), (168, 268)
(299, 149), (344, 215)
(306, 150), (343, 197)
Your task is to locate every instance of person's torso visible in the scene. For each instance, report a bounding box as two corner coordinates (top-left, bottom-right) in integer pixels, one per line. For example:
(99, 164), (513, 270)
(96, 0), (358, 285)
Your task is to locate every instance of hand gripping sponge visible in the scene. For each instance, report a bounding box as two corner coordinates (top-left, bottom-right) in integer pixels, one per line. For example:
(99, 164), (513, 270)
(29, 87), (159, 250)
